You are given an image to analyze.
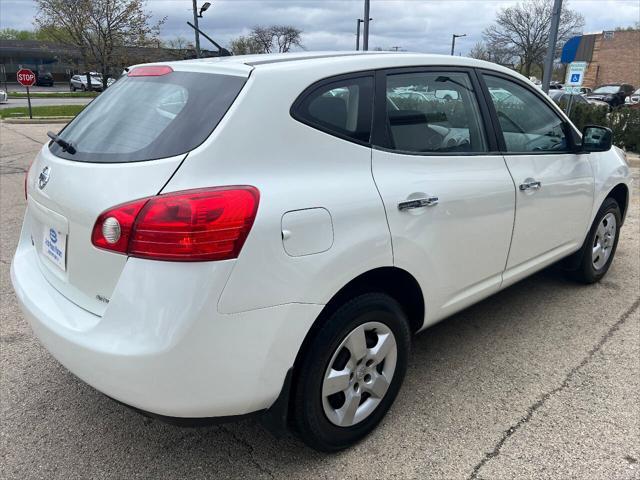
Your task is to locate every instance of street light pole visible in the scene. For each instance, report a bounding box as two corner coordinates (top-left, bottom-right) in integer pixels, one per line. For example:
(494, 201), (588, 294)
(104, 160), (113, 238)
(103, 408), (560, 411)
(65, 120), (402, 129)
(356, 18), (372, 51)
(192, 0), (201, 58)
(363, 0), (371, 51)
(451, 33), (466, 56)
(542, 0), (563, 93)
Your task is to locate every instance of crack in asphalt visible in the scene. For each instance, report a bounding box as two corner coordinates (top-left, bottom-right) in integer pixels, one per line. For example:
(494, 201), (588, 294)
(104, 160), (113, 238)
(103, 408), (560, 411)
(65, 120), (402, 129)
(218, 425), (275, 479)
(468, 296), (640, 480)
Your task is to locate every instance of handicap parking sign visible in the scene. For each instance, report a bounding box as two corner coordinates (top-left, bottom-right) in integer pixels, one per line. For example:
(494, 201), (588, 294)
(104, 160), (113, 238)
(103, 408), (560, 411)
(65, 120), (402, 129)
(570, 73), (581, 83)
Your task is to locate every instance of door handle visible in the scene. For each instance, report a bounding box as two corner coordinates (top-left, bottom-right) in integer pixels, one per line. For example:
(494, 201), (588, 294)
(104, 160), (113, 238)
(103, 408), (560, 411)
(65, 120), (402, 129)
(398, 196), (439, 211)
(519, 180), (542, 191)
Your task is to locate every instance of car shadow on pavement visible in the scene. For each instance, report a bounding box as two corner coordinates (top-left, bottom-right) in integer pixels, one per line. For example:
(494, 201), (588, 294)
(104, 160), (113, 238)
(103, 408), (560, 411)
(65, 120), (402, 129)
(15, 261), (633, 479)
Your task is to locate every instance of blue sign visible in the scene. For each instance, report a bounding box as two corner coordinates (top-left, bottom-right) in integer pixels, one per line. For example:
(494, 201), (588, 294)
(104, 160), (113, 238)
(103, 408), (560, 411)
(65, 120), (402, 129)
(49, 228), (57, 243)
(570, 73), (581, 83)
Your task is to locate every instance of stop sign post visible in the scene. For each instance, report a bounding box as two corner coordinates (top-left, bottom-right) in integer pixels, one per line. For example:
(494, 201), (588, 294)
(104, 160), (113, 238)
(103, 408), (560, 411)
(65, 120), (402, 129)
(17, 68), (36, 119)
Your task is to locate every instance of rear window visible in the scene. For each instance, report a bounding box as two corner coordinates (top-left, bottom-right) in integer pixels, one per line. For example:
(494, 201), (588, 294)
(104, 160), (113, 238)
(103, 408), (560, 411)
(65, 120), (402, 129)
(50, 71), (246, 163)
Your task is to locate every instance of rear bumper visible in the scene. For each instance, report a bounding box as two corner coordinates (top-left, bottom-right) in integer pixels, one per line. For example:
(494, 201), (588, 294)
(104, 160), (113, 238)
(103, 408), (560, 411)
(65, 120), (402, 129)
(11, 232), (321, 419)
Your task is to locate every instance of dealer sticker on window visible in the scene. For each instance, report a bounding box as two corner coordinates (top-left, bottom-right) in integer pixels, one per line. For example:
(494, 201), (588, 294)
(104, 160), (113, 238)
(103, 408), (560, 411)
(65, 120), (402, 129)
(42, 226), (67, 271)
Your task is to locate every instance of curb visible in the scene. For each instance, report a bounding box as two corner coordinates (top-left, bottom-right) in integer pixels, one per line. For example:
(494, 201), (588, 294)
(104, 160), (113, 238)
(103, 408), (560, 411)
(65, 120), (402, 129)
(1, 117), (73, 124)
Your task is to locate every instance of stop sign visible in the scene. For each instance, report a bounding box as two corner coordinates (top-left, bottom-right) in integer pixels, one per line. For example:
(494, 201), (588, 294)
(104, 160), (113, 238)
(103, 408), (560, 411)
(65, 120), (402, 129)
(17, 68), (36, 87)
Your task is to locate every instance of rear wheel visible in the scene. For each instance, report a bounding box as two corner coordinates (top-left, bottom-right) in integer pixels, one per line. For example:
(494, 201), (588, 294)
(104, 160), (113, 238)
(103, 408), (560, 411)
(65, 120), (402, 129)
(567, 197), (621, 283)
(292, 293), (411, 451)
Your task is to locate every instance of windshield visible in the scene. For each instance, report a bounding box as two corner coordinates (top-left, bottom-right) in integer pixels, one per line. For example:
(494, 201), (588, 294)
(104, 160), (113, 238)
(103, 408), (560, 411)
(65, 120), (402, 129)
(50, 71), (246, 163)
(593, 85), (620, 94)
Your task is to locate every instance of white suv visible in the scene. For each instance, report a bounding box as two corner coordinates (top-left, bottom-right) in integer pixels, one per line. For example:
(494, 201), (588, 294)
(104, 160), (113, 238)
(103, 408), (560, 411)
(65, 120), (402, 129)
(12, 52), (632, 451)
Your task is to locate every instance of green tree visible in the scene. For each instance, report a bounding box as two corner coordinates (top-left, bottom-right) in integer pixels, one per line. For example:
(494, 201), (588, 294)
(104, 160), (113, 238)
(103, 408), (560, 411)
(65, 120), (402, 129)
(229, 35), (263, 55)
(34, 0), (165, 89)
(0, 28), (37, 40)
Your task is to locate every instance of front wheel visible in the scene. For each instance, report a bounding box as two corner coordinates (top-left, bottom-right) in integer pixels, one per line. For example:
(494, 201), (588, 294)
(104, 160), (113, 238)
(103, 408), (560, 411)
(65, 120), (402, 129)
(292, 293), (411, 451)
(568, 197), (621, 283)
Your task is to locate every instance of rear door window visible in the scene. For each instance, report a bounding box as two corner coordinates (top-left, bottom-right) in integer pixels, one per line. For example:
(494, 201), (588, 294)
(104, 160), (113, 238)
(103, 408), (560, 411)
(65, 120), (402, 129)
(383, 71), (488, 153)
(50, 70), (246, 163)
(292, 76), (374, 144)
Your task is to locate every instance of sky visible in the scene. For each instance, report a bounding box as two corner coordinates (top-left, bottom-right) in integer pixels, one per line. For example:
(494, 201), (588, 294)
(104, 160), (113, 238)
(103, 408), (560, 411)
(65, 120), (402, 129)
(1, 0), (639, 55)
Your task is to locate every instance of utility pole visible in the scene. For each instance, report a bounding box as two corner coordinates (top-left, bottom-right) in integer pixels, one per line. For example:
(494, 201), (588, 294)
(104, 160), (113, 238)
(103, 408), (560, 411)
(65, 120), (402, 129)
(356, 18), (372, 51)
(542, 0), (563, 93)
(363, 0), (371, 51)
(192, 0), (201, 58)
(450, 33), (466, 56)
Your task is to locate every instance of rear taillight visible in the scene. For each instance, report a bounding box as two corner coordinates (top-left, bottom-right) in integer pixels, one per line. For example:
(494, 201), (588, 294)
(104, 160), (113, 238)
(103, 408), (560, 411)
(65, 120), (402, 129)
(91, 186), (260, 262)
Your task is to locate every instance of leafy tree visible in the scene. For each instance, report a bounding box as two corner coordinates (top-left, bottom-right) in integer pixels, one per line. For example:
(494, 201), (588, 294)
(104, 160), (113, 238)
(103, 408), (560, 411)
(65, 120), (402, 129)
(483, 0), (584, 77)
(229, 35), (264, 55)
(34, 0), (165, 88)
(0, 28), (37, 40)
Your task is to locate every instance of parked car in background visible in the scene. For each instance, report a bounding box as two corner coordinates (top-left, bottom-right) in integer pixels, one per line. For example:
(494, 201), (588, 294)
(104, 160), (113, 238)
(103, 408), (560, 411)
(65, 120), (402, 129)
(548, 82), (564, 90)
(69, 74), (104, 92)
(13, 52), (632, 452)
(578, 87), (592, 95)
(548, 90), (608, 109)
(624, 88), (640, 106)
(548, 90), (588, 106)
(0, 89), (7, 103)
(35, 72), (55, 87)
(586, 84), (635, 108)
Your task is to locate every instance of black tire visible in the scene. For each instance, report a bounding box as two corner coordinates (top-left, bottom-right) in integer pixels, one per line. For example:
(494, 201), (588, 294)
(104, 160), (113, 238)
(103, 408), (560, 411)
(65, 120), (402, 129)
(292, 293), (411, 452)
(81, 85), (86, 91)
(567, 197), (621, 284)
(70, 84), (75, 91)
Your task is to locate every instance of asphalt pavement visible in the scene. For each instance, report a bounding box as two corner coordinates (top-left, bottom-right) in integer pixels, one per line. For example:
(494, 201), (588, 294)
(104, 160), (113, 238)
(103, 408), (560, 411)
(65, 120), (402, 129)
(1, 122), (638, 480)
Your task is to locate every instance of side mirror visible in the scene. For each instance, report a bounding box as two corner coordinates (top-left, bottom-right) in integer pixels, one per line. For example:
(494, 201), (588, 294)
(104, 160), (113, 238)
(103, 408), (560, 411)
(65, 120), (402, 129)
(581, 125), (613, 152)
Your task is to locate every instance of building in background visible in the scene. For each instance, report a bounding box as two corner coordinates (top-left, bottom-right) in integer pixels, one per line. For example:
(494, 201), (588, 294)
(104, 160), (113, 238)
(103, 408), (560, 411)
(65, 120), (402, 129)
(562, 30), (640, 88)
(0, 40), (218, 83)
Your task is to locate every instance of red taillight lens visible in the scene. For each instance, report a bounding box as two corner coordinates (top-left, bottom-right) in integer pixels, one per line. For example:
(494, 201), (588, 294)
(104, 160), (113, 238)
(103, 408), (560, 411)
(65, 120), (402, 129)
(127, 65), (173, 77)
(91, 186), (260, 262)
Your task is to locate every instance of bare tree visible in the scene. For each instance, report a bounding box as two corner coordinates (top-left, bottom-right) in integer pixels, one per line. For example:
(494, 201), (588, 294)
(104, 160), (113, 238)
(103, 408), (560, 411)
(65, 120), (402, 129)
(468, 40), (516, 66)
(271, 25), (303, 53)
(163, 36), (193, 59)
(468, 41), (492, 61)
(35, 0), (165, 88)
(483, 0), (584, 77)
(243, 25), (303, 54)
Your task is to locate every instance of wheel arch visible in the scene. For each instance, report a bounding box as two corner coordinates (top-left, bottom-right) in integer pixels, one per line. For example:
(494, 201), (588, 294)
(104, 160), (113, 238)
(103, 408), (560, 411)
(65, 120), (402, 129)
(280, 266), (424, 429)
(606, 183), (629, 225)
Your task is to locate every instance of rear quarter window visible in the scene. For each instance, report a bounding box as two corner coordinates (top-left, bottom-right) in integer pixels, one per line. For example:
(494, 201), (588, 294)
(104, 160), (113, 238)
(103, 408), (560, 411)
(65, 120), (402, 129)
(50, 71), (246, 163)
(292, 75), (374, 144)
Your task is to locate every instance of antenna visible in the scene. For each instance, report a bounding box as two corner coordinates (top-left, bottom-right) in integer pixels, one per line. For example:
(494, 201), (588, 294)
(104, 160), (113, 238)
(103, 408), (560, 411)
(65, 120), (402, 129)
(186, 21), (232, 57)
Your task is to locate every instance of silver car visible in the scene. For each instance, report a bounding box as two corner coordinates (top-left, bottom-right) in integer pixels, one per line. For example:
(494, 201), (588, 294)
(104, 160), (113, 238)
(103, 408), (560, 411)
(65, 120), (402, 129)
(69, 74), (103, 92)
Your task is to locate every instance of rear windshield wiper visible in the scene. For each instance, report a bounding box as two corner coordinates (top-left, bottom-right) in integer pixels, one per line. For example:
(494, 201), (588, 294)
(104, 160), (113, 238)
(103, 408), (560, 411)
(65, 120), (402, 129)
(47, 131), (76, 155)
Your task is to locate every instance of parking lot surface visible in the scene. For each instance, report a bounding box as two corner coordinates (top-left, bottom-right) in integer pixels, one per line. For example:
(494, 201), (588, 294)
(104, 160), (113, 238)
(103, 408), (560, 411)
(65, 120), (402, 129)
(1, 122), (638, 480)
